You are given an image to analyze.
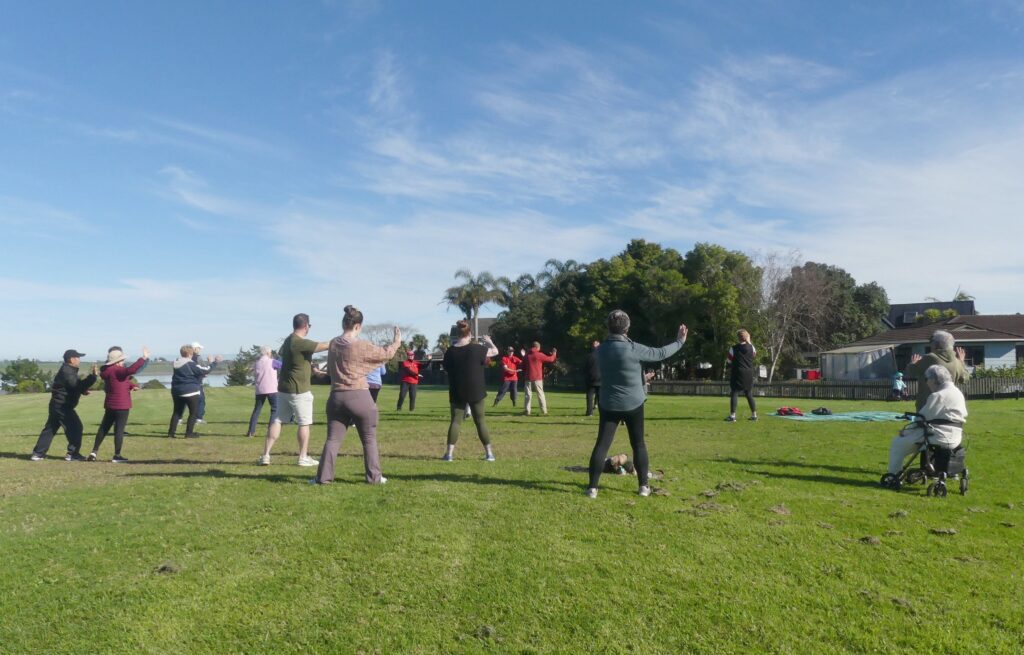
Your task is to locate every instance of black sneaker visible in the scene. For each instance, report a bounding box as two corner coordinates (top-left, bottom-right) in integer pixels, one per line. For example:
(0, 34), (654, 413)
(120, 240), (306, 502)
(65, 452), (87, 461)
(725, 416), (736, 422)
(748, 416), (758, 421)
(111, 455), (128, 463)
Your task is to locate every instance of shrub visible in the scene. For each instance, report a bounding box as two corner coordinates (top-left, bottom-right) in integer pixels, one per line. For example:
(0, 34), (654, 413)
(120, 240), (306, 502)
(142, 379), (167, 390)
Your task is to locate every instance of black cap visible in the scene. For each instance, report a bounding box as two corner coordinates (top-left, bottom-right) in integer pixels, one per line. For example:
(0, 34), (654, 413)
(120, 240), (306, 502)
(63, 349), (86, 362)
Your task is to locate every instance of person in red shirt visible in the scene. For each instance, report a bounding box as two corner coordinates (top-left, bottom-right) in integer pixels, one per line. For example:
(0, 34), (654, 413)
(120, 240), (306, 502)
(396, 350), (431, 411)
(89, 346), (150, 462)
(524, 341), (557, 416)
(492, 346), (522, 407)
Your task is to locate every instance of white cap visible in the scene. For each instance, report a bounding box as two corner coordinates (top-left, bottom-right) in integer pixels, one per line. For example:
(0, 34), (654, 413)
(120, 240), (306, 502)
(191, 342), (204, 350)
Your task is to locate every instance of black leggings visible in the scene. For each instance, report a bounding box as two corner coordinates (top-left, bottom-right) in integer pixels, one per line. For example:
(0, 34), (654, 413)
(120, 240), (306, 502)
(588, 404), (648, 488)
(585, 385), (599, 416)
(730, 388), (756, 414)
(397, 382), (417, 410)
(92, 408), (130, 455)
(168, 395), (200, 437)
(447, 400), (491, 446)
(369, 386), (381, 404)
(493, 380), (517, 406)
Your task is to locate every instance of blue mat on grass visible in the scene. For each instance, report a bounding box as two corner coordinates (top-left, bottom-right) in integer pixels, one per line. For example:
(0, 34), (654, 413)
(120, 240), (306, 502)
(772, 410), (907, 422)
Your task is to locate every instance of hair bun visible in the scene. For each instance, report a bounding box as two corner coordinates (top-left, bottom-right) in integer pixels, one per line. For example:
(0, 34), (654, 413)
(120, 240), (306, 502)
(344, 305), (359, 315)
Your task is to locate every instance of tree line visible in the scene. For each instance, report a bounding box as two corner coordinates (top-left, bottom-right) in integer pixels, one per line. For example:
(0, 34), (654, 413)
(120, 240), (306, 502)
(440, 239), (889, 382)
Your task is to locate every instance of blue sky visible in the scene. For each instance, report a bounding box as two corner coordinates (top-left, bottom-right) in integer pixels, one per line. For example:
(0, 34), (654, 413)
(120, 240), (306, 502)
(2, 1), (1023, 359)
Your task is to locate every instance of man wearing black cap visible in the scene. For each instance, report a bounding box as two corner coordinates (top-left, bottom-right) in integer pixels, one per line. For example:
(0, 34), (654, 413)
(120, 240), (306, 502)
(30, 350), (99, 461)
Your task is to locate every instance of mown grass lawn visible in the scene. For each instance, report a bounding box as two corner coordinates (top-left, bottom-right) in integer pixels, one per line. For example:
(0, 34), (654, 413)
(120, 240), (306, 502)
(1, 386), (1022, 654)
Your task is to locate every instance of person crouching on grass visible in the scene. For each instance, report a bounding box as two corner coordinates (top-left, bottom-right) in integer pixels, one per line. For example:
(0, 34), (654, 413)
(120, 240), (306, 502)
(442, 319), (499, 462)
(88, 346), (150, 462)
(312, 305), (401, 485)
(585, 310), (687, 499)
(168, 344), (221, 439)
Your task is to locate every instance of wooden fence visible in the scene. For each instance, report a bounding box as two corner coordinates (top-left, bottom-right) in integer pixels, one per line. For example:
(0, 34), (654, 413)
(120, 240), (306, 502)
(649, 377), (1024, 401)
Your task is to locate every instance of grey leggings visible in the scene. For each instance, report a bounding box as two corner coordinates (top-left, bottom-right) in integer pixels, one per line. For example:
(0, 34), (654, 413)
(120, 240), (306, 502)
(317, 389), (383, 484)
(447, 400), (491, 446)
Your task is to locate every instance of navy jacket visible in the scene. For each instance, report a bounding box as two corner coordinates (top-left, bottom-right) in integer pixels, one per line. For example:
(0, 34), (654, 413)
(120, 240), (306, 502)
(171, 357), (214, 396)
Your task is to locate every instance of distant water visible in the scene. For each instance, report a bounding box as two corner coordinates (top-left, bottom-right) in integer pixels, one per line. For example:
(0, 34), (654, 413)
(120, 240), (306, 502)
(135, 374), (228, 388)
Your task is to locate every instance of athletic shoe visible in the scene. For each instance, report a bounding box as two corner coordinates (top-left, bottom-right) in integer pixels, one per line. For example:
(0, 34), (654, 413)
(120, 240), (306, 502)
(378, 476), (388, 485)
(724, 416), (736, 422)
(111, 455), (128, 463)
(195, 419), (205, 424)
(483, 453), (496, 462)
(65, 452), (87, 462)
(441, 453), (454, 462)
(748, 416), (758, 421)
(585, 488), (598, 499)
(257, 455), (271, 466)
(87, 452), (98, 462)
(30, 454), (45, 461)
(245, 433), (255, 438)
(309, 478), (330, 485)
(638, 486), (652, 497)
(297, 456), (319, 467)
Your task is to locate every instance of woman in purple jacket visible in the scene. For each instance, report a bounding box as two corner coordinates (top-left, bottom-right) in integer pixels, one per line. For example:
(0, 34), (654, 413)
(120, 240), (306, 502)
(247, 346), (281, 437)
(88, 346), (150, 462)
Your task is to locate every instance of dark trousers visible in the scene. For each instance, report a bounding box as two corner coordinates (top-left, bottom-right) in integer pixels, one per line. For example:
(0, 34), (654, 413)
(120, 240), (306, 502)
(730, 388), (756, 414)
(248, 393), (279, 435)
(33, 407), (83, 456)
(168, 395), (200, 438)
(369, 386), (381, 404)
(397, 382), (417, 411)
(587, 404), (648, 488)
(92, 408), (130, 455)
(585, 385), (600, 416)
(493, 380), (517, 406)
(447, 400), (491, 446)
(197, 388), (206, 419)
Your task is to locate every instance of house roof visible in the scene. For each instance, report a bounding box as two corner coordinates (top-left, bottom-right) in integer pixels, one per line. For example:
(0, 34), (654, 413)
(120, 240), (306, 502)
(842, 314), (1024, 347)
(822, 344), (897, 355)
(886, 301), (975, 328)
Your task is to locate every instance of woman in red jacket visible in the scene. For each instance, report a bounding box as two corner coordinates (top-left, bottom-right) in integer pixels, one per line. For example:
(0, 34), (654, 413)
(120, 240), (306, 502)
(88, 346), (150, 462)
(492, 346), (522, 407)
(396, 350), (431, 411)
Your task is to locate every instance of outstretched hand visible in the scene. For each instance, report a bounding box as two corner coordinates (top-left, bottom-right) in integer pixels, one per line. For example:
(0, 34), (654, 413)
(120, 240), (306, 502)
(955, 346), (966, 362)
(393, 326), (402, 342)
(677, 323), (689, 342)
(142, 346), (151, 359)
(91, 364), (99, 375)
(910, 353), (922, 364)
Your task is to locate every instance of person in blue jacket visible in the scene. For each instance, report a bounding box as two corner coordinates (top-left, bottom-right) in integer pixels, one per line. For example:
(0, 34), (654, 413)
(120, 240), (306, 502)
(585, 311), (687, 499)
(168, 344), (221, 438)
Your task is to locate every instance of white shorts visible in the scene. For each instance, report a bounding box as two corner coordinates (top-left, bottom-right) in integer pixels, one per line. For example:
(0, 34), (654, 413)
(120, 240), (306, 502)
(275, 391), (314, 426)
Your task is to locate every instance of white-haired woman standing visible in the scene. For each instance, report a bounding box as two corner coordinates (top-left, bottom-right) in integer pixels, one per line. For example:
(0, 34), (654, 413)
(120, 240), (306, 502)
(585, 310), (687, 499)
(247, 346), (281, 437)
(886, 364), (967, 476)
(904, 330), (969, 411)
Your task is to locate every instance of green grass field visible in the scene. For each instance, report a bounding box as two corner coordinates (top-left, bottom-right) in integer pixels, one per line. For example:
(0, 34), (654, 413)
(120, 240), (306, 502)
(1, 387), (1021, 654)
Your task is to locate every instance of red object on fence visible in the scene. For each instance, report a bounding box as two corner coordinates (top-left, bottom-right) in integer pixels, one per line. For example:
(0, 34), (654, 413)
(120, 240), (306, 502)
(805, 370), (821, 381)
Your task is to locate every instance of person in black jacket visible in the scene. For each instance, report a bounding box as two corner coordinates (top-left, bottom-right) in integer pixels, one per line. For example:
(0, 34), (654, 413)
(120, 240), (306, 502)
(31, 349), (98, 461)
(168, 344), (221, 438)
(725, 329), (758, 422)
(584, 340), (601, 416)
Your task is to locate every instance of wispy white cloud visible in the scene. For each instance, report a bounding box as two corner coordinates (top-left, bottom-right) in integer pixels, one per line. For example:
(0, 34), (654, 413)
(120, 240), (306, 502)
(0, 195), (91, 233)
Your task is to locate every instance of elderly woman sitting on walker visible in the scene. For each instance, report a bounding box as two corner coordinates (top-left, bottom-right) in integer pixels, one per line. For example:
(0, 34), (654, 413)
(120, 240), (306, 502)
(886, 365), (967, 476)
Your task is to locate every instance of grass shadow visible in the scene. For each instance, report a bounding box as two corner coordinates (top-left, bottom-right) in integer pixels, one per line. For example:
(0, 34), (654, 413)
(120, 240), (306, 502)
(126, 468), (319, 484)
(386, 471), (579, 493)
(713, 457), (878, 476)
(743, 468), (881, 489)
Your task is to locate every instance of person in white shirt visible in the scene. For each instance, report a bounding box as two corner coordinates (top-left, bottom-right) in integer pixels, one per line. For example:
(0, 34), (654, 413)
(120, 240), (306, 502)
(887, 365), (967, 475)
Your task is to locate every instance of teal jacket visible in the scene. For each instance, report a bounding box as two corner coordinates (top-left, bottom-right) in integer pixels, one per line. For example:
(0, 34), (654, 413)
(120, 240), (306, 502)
(597, 334), (684, 412)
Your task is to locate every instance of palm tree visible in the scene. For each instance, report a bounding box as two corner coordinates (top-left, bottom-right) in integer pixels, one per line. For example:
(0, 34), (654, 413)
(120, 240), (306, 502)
(493, 273), (538, 308)
(441, 269), (502, 336)
(535, 258), (582, 286)
(435, 333), (451, 352)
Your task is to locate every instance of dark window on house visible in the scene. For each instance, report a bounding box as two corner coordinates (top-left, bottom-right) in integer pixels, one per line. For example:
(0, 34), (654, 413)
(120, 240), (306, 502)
(1017, 346), (1024, 364)
(894, 345), (913, 372)
(961, 346), (985, 367)
(902, 312), (919, 325)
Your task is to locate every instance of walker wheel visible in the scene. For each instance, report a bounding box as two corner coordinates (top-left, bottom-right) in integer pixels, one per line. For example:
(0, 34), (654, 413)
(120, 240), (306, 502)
(926, 483), (936, 497)
(906, 470), (925, 485)
(934, 483), (948, 498)
(960, 476), (969, 496)
(880, 473), (899, 490)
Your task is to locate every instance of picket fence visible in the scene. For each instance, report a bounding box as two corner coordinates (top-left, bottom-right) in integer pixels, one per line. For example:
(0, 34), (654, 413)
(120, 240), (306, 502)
(649, 377), (1024, 401)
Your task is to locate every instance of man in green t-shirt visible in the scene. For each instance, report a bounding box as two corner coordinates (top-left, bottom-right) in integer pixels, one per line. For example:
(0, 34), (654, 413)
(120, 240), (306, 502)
(259, 313), (329, 466)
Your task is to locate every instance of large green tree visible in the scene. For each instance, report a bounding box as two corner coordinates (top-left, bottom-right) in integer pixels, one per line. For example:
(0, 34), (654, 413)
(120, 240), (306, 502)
(1, 358), (51, 393)
(225, 345), (265, 387)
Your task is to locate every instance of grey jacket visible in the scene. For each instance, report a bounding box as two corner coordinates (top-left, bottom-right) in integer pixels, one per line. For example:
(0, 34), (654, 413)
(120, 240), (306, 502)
(597, 334), (684, 411)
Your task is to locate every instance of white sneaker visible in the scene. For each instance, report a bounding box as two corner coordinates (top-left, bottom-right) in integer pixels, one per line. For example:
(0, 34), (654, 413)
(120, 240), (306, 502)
(585, 488), (598, 499)
(297, 456), (319, 467)
(257, 455), (271, 466)
(483, 453), (496, 462)
(378, 476), (388, 485)
(638, 486), (652, 497)
(441, 453), (454, 462)
(30, 454), (45, 461)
